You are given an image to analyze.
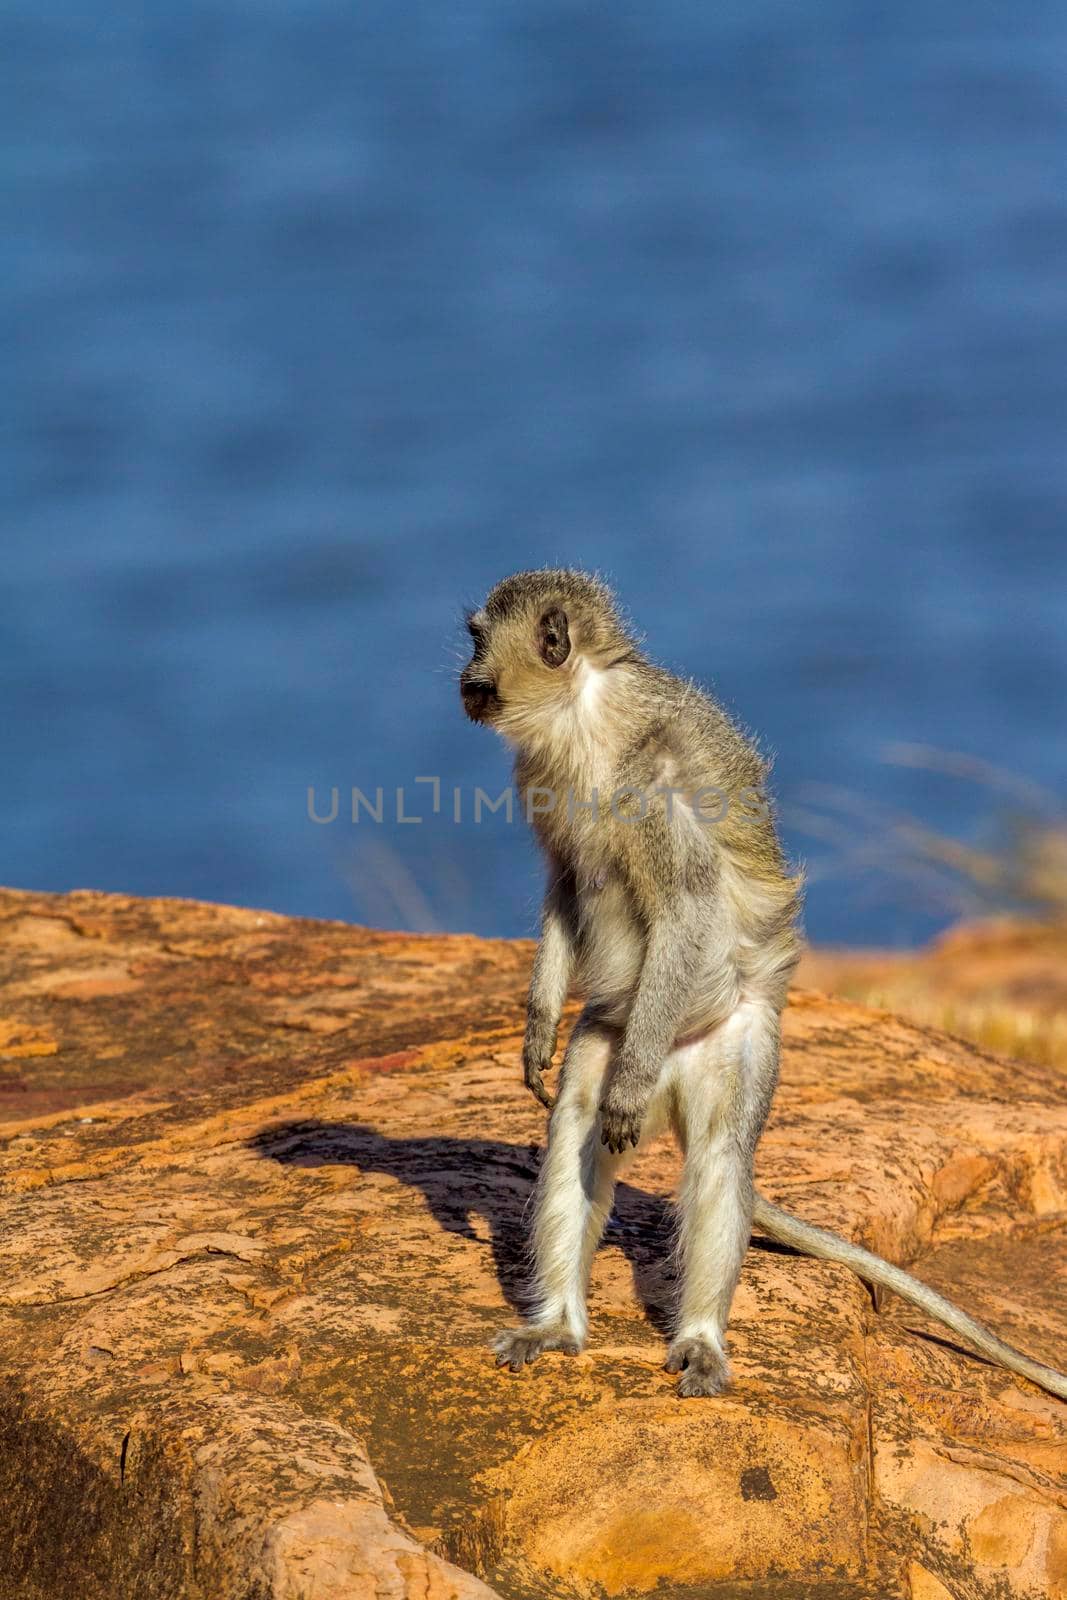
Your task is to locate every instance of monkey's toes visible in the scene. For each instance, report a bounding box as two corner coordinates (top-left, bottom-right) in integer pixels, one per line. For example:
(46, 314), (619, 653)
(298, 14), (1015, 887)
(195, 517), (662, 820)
(676, 1367), (728, 1399)
(665, 1336), (730, 1398)
(491, 1325), (581, 1373)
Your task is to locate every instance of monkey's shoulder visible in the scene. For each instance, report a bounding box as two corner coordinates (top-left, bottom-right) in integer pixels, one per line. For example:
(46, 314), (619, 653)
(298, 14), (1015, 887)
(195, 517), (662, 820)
(617, 679), (766, 806)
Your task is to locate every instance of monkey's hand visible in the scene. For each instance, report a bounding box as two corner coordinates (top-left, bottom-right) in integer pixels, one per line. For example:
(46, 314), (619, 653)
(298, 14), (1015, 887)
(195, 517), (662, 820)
(598, 1077), (645, 1153)
(522, 1027), (557, 1110)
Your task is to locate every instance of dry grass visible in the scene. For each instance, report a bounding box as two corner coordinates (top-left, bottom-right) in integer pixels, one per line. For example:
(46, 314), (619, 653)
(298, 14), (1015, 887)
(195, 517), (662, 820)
(835, 983), (1067, 1071)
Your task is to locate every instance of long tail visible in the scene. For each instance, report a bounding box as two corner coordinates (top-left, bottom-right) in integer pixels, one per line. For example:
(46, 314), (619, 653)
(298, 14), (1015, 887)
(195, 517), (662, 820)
(752, 1192), (1067, 1401)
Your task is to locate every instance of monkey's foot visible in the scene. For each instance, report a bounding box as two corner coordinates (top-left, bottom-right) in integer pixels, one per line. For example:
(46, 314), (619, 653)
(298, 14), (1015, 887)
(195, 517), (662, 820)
(491, 1323), (582, 1373)
(665, 1334), (730, 1398)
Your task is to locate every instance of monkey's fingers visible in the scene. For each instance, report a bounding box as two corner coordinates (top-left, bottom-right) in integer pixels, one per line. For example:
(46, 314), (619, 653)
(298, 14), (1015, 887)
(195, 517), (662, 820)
(600, 1116), (639, 1154)
(525, 1069), (556, 1110)
(610, 1107), (635, 1141)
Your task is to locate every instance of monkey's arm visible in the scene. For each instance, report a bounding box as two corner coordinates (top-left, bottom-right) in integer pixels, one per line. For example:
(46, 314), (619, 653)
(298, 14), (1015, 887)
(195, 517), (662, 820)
(599, 892), (707, 1152)
(523, 869), (577, 1109)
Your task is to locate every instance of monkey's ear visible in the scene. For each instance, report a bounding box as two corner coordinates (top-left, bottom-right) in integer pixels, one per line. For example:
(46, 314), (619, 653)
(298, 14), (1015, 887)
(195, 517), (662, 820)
(536, 606), (571, 668)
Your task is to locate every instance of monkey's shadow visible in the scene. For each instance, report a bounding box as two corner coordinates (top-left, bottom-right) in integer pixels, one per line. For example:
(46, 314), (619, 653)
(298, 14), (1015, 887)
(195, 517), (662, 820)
(248, 1120), (794, 1335)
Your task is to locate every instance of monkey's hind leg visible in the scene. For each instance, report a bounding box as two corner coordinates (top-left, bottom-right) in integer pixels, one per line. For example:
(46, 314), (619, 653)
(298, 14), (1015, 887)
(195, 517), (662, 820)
(665, 1000), (780, 1398)
(493, 1022), (622, 1372)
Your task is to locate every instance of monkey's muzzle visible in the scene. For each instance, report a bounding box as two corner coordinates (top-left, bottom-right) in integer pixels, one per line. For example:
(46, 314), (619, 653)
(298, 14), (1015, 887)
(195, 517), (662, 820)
(460, 674), (499, 723)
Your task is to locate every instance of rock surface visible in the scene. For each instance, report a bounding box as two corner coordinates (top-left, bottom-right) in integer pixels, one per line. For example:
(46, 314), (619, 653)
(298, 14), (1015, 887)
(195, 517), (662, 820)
(0, 887), (1065, 1600)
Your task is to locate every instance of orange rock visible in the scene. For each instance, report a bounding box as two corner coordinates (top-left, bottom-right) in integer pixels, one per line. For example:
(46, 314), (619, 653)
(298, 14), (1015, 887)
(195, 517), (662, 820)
(906, 1563), (959, 1600)
(0, 1018), (57, 1058)
(0, 887), (1064, 1599)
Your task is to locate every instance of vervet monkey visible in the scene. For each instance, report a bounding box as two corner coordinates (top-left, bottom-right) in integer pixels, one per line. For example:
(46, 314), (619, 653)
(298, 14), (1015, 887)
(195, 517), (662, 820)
(460, 569), (1066, 1401)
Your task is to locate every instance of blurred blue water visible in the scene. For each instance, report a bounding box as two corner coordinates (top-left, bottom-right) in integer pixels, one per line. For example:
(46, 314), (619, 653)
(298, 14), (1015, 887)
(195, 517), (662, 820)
(3, 1), (1066, 946)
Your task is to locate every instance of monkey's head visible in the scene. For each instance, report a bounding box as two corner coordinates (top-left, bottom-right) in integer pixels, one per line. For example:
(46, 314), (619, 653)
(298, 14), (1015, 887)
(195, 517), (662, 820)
(459, 568), (635, 744)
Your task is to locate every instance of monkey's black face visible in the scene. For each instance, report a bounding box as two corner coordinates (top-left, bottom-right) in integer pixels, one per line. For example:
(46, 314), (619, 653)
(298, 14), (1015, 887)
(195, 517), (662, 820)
(460, 667), (500, 723)
(459, 584), (578, 733)
(460, 607), (503, 724)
